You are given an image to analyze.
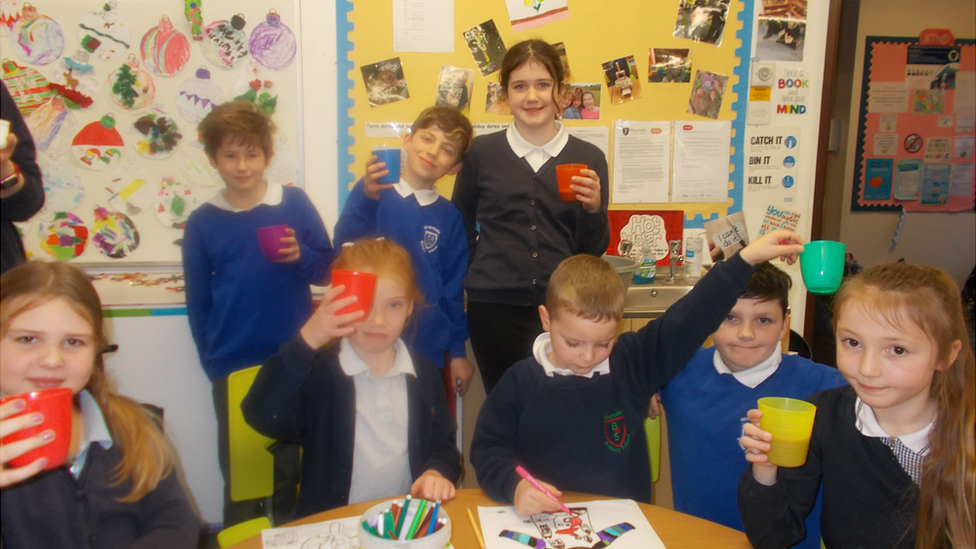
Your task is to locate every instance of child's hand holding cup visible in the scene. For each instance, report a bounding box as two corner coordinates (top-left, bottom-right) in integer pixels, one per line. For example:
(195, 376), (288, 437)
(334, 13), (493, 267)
(0, 388), (73, 486)
(300, 271), (378, 349)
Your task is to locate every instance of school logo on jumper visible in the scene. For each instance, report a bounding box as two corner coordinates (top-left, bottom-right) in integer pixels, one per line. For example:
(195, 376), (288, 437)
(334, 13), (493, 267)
(421, 225), (440, 253)
(604, 411), (631, 452)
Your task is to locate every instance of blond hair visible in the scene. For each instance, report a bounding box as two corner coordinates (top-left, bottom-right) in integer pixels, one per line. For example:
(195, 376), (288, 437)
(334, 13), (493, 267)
(833, 263), (975, 549)
(198, 100), (276, 159)
(0, 262), (178, 502)
(410, 106), (475, 160)
(546, 255), (624, 323)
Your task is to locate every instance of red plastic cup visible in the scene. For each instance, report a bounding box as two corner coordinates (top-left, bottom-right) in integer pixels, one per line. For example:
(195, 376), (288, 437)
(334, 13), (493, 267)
(555, 164), (587, 202)
(257, 224), (289, 261)
(0, 388), (73, 471)
(330, 269), (378, 317)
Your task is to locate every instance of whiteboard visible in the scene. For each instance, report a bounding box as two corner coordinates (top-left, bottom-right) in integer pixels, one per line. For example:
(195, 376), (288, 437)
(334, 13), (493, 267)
(5, 0), (304, 266)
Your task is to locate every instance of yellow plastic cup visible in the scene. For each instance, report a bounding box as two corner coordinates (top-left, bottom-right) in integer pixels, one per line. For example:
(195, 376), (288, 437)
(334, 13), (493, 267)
(758, 397), (817, 468)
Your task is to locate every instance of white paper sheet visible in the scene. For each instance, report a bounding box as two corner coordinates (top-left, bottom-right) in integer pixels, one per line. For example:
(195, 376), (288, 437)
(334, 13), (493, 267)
(610, 121), (671, 203)
(672, 120), (732, 202)
(261, 517), (360, 549)
(478, 499), (665, 549)
(393, 0), (454, 53)
(566, 126), (611, 161)
(745, 127), (801, 205)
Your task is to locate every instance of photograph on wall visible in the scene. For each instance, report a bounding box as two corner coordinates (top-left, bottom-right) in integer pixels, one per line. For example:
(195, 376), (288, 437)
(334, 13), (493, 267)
(435, 65), (475, 113)
(648, 48), (692, 83)
(673, 0), (729, 46)
(602, 56), (642, 104)
(463, 20), (507, 76)
(360, 57), (409, 107)
(755, 0), (806, 62)
(561, 82), (602, 120)
(552, 41), (572, 80)
(485, 82), (510, 115)
(504, 0), (570, 33)
(687, 70), (728, 119)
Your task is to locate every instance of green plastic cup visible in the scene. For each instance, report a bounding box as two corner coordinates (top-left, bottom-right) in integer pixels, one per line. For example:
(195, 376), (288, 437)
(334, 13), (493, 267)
(758, 397), (817, 468)
(799, 241), (846, 294)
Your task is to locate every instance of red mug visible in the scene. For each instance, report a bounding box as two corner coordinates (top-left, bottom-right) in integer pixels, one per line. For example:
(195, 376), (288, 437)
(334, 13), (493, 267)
(330, 270), (378, 317)
(0, 388), (73, 470)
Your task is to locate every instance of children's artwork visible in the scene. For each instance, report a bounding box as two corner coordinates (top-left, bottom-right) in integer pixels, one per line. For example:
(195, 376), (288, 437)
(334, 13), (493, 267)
(503, 0), (569, 33)
(41, 164), (84, 213)
(106, 174), (155, 215)
(0, 0), (22, 38)
(179, 148), (222, 188)
(1, 59), (55, 116)
(910, 89), (944, 114)
(553, 41), (572, 80)
(25, 96), (72, 154)
(564, 83), (601, 120)
(435, 65), (474, 113)
(687, 70), (728, 119)
(607, 210), (684, 266)
(72, 113), (124, 171)
(479, 500), (665, 549)
(9, 3), (64, 65)
(361, 57), (409, 107)
(249, 9), (296, 71)
(259, 516), (361, 549)
(463, 20), (507, 76)
(755, 0), (805, 62)
(77, 0), (130, 61)
(673, 0), (729, 46)
(91, 206), (140, 258)
(648, 48), (692, 83)
(185, 0), (203, 41)
(703, 211), (750, 261)
(485, 82), (510, 115)
(131, 106), (182, 159)
(602, 56), (642, 104)
(49, 53), (98, 109)
(140, 14), (190, 77)
(232, 62), (277, 115)
(176, 66), (225, 123)
(38, 212), (88, 260)
(154, 176), (200, 229)
(202, 14), (249, 69)
(107, 55), (156, 112)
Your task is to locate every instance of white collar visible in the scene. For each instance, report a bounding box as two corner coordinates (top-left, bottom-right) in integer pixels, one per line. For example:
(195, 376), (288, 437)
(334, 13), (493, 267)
(854, 397), (933, 453)
(532, 332), (611, 379)
(338, 338), (417, 379)
(78, 389), (113, 449)
(506, 120), (569, 159)
(208, 181), (283, 212)
(712, 345), (782, 388)
(394, 181), (439, 207)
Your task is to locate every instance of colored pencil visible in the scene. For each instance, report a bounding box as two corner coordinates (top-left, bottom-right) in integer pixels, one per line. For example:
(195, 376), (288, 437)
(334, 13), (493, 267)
(467, 507), (485, 549)
(406, 498), (428, 539)
(414, 506), (434, 538)
(426, 500), (441, 536)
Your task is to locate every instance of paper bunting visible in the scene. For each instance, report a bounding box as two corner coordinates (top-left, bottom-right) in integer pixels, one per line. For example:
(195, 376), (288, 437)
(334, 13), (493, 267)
(77, 0), (130, 61)
(41, 164), (84, 213)
(72, 113), (124, 171)
(92, 206), (140, 258)
(140, 14), (190, 76)
(107, 54), (155, 112)
(39, 212), (88, 260)
(154, 176), (200, 229)
(1, 58), (55, 116)
(175, 66), (224, 123)
(202, 14), (249, 69)
(249, 9), (296, 71)
(9, 3), (64, 65)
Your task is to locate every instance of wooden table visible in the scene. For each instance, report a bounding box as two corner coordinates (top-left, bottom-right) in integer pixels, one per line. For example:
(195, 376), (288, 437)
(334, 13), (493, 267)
(228, 488), (751, 549)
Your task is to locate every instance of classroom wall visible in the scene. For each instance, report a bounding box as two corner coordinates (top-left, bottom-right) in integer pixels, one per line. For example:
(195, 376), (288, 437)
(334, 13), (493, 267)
(822, 0), (976, 285)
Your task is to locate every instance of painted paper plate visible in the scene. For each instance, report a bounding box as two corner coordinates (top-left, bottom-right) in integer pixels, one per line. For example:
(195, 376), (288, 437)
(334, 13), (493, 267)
(202, 15), (249, 69)
(77, 0), (130, 61)
(107, 54), (155, 112)
(154, 177), (200, 229)
(179, 147), (222, 188)
(71, 113), (124, 170)
(91, 206), (140, 258)
(249, 9), (296, 71)
(140, 14), (190, 76)
(1, 58), (55, 116)
(41, 164), (84, 212)
(175, 66), (224, 123)
(9, 4), (64, 65)
(131, 105), (182, 159)
(39, 211), (88, 260)
(231, 61), (277, 115)
(26, 96), (76, 156)
(48, 53), (98, 109)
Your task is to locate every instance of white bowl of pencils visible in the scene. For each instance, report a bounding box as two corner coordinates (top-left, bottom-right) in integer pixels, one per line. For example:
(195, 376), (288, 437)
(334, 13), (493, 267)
(358, 496), (451, 548)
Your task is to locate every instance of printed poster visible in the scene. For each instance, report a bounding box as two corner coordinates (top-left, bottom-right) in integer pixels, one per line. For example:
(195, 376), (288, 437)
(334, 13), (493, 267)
(745, 127), (801, 204)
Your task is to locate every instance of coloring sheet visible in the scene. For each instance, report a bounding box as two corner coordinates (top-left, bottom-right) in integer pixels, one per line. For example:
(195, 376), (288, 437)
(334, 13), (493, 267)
(479, 500), (666, 549)
(259, 516), (454, 549)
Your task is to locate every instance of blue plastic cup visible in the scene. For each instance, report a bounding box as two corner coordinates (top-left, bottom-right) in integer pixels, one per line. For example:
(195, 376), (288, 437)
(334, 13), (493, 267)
(372, 148), (401, 184)
(799, 241), (846, 294)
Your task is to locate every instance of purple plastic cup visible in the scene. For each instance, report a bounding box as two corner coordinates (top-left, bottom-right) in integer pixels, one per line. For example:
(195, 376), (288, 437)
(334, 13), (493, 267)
(257, 224), (288, 261)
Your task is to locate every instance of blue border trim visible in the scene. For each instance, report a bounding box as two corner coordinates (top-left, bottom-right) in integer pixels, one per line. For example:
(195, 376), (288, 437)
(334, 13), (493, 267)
(336, 0), (356, 212)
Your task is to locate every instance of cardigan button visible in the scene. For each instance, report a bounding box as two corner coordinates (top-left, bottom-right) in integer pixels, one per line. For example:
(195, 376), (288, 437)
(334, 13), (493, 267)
(530, 225), (537, 231)
(530, 200), (535, 206)
(532, 252), (538, 258)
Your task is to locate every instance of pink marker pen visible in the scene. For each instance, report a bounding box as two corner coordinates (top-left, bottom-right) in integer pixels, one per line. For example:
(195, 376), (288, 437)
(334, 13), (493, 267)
(514, 465), (572, 515)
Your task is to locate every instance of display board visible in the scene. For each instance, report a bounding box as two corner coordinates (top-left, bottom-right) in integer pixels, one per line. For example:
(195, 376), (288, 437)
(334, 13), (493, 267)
(5, 0), (304, 266)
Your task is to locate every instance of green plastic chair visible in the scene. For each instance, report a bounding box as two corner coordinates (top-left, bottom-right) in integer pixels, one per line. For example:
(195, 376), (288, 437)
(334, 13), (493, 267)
(227, 366), (276, 519)
(216, 516), (271, 548)
(645, 415), (661, 483)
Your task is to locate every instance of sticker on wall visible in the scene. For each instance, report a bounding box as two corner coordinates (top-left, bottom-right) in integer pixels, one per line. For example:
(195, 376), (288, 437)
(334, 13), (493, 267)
(0, 0), (22, 39)
(72, 113), (124, 171)
(249, 9), (296, 71)
(91, 206), (140, 258)
(231, 62), (277, 114)
(39, 211), (88, 260)
(179, 147), (222, 188)
(41, 164), (84, 213)
(107, 54), (156, 112)
(202, 14), (249, 69)
(155, 176), (200, 229)
(185, 0), (203, 41)
(361, 57), (409, 107)
(131, 105), (182, 158)
(176, 66), (225, 123)
(48, 52), (97, 109)
(26, 96), (73, 154)
(77, 0), (130, 61)
(1, 58), (55, 116)
(140, 14), (190, 77)
(9, 3), (64, 65)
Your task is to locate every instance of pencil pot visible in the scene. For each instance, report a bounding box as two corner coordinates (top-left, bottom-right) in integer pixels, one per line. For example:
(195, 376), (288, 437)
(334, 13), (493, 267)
(358, 499), (451, 549)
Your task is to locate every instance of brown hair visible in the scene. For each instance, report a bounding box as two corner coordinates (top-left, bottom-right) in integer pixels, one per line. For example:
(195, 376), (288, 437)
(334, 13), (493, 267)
(499, 39), (564, 108)
(0, 262), (178, 502)
(832, 263), (975, 549)
(546, 255), (625, 323)
(332, 239), (425, 315)
(198, 100), (276, 159)
(410, 105), (475, 160)
(741, 262), (792, 316)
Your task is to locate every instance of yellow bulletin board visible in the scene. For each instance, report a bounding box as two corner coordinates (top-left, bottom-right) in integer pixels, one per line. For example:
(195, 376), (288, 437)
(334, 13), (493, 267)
(338, 0), (756, 228)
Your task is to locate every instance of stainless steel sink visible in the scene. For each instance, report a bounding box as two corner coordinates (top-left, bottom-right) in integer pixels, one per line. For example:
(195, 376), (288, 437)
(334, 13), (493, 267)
(623, 282), (694, 318)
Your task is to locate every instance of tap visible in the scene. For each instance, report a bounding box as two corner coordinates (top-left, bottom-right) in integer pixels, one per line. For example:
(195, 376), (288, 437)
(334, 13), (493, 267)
(669, 240), (683, 283)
